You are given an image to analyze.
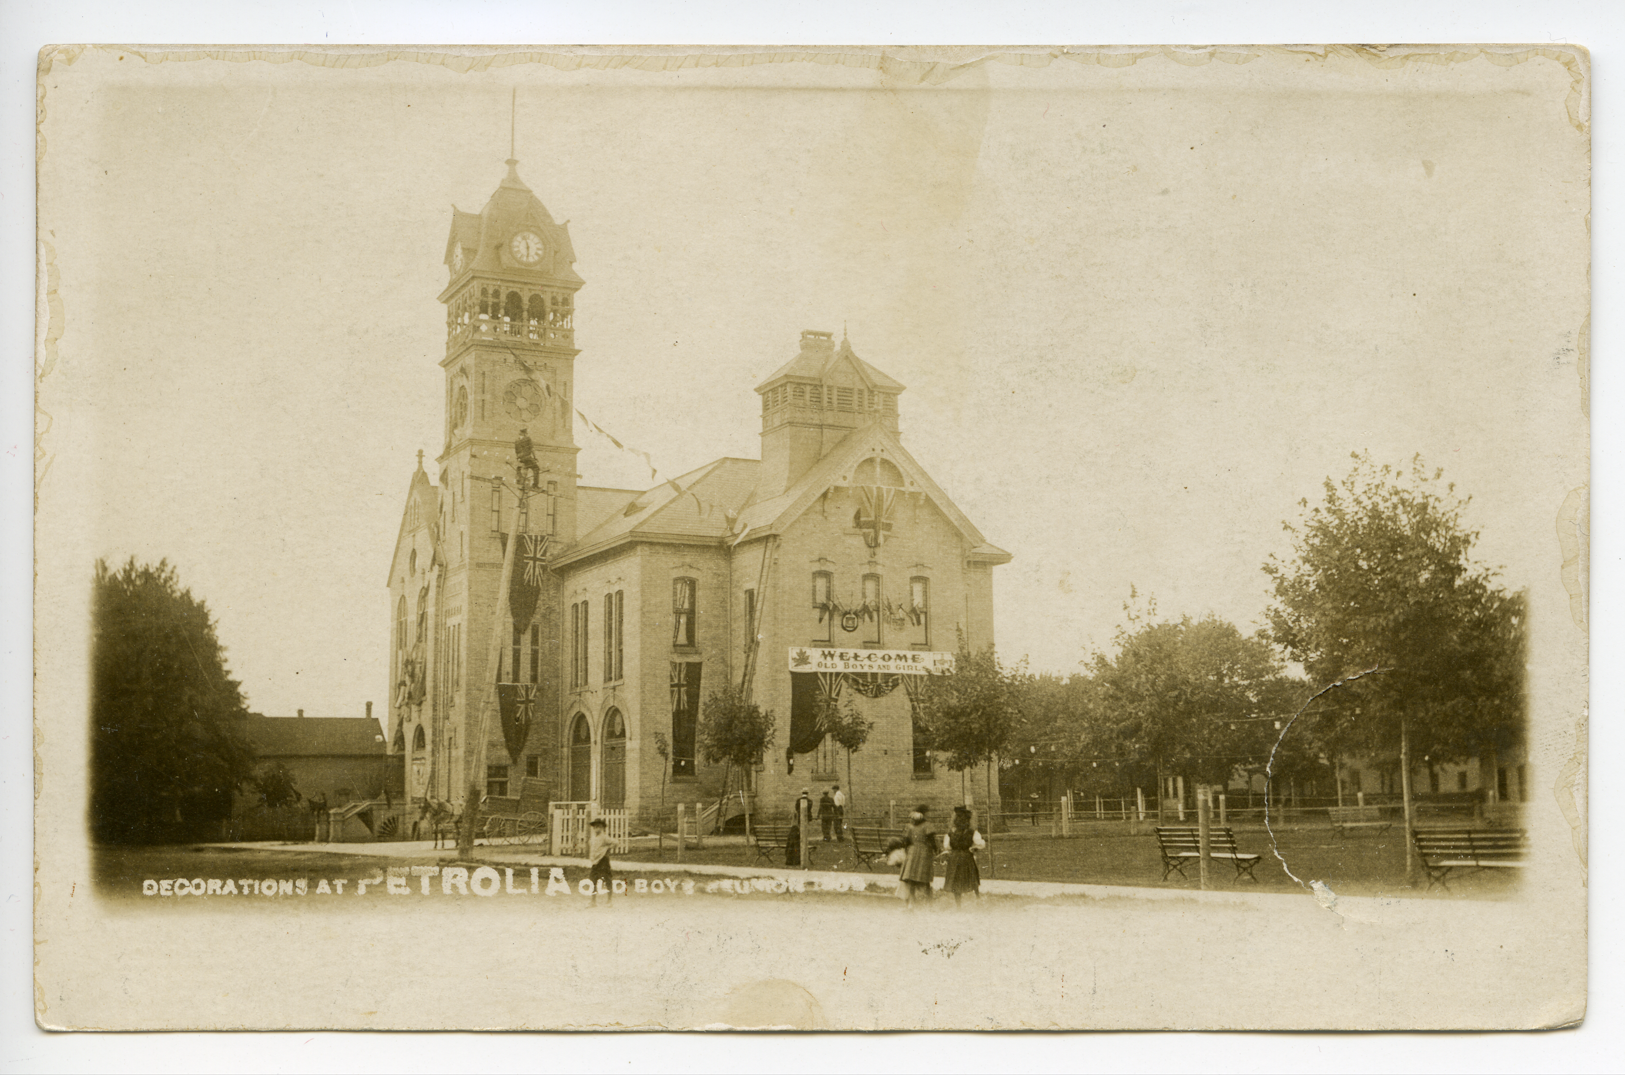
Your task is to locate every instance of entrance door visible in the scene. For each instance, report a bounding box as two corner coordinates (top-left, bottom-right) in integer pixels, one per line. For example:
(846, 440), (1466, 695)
(569, 714), (593, 801)
(601, 709), (626, 807)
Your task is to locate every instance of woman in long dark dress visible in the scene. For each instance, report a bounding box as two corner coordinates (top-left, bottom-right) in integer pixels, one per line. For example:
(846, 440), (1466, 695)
(897, 805), (938, 908)
(943, 805), (982, 906)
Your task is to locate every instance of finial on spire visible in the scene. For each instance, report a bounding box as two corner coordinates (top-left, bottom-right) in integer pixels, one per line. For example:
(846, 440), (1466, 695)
(416, 449), (425, 470)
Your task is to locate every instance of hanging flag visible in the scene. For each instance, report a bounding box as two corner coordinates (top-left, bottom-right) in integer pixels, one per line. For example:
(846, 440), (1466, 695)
(497, 682), (536, 761)
(856, 486), (896, 548)
(509, 533), (550, 628)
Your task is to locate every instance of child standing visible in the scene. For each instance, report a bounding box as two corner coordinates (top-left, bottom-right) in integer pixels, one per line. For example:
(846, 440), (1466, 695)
(587, 817), (613, 906)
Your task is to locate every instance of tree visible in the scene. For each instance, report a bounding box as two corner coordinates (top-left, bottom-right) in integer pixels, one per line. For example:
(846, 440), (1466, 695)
(652, 731), (670, 857)
(91, 557), (257, 844)
(1085, 610), (1306, 810)
(914, 644), (1023, 877)
(697, 685), (777, 828)
(819, 694), (873, 816)
(252, 762), (302, 809)
(1263, 453), (1527, 877)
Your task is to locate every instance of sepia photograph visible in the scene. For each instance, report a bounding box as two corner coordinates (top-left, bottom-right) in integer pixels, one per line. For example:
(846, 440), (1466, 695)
(32, 40), (1588, 1034)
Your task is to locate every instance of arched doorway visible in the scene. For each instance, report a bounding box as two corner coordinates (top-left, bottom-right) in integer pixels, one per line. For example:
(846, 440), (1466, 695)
(568, 714), (593, 802)
(601, 709), (626, 808)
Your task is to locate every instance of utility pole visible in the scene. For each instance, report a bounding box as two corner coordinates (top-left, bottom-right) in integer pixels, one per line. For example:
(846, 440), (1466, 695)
(456, 475), (526, 860)
(1196, 783), (1212, 891)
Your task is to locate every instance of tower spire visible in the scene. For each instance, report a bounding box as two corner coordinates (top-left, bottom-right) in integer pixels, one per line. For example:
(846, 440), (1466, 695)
(510, 87), (517, 161)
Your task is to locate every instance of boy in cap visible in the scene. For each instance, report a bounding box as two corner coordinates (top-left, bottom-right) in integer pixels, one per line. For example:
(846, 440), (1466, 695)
(587, 817), (613, 906)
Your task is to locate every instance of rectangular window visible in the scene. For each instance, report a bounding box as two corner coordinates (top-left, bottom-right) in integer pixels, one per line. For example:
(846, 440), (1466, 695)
(612, 591), (624, 680)
(670, 661), (702, 778)
(526, 756), (541, 779)
(1496, 766), (1509, 801)
(511, 623), (523, 683)
(673, 577), (697, 648)
(490, 485), (501, 533)
(529, 624), (540, 686)
(862, 573), (882, 646)
(836, 387), (854, 411)
(545, 481), (557, 535)
(911, 704), (933, 776)
(1457, 771), (1468, 792)
(812, 734), (838, 779)
(451, 623), (461, 692)
(603, 590), (624, 683)
(812, 571), (833, 643)
(570, 601), (590, 689)
(486, 764), (509, 798)
(1518, 764), (1528, 803)
(909, 577), (930, 648)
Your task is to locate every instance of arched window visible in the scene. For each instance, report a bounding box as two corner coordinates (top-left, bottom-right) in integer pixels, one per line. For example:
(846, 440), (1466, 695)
(601, 709), (626, 808)
(568, 714), (593, 802)
(505, 291), (523, 323)
(412, 724), (426, 752)
(908, 576), (930, 648)
(393, 725), (406, 753)
(396, 597), (407, 652)
(416, 587), (429, 644)
(528, 293), (546, 324)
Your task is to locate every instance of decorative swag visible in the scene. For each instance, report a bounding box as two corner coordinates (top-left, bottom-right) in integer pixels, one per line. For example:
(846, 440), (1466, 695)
(786, 669), (933, 762)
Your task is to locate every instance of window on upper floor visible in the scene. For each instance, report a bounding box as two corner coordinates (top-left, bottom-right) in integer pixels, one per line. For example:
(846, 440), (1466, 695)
(673, 577), (697, 648)
(862, 573), (882, 646)
(909, 576), (930, 648)
(811, 571), (833, 644)
(604, 590), (624, 682)
(413, 725), (426, 752)
(529, 623), (541, 686)
(490, 484), (501, 533)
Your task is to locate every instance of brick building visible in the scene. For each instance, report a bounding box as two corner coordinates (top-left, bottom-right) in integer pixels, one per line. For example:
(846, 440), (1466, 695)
(386, 158), (1011, 829)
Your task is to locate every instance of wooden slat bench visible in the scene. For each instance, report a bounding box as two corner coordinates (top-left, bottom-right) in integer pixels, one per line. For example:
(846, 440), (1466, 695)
(1327, 804), (1392, 837)
(1413, 827), (1528, 891)
(846, 824), (895, 872)
(750, 822), (813, 866)
(1155, 826), (1262, 883)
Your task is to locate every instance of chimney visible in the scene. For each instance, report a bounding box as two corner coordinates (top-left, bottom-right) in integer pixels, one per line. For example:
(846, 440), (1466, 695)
(297, 709), (304, 718)
(366, 701), (373, 722)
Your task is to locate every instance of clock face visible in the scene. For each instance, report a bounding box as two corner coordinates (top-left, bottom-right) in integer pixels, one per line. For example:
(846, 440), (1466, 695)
(504, 379), (545, 422)
(451, 245), (465, 273)
(510, 232), (544, 265)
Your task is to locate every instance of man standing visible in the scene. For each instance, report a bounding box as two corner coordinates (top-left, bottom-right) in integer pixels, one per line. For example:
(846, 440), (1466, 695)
(818, 790), (836, 841)
(831, 784), (847, 841)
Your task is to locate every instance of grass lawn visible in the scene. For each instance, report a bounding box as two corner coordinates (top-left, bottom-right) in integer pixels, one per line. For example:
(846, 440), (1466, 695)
(631, 822), (1519, 899)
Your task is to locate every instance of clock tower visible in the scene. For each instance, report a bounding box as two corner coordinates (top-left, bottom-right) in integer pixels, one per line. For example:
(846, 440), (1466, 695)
(421, 157), (583, 804)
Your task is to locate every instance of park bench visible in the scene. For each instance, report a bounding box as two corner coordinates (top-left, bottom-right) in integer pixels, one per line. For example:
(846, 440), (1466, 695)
(1413, 827), (1528, 891)
(750, 822), (813, 866)
(1327, 804), (1391, 838)
(1155, 826), (1262, 883)
(846, 825), (894, 871)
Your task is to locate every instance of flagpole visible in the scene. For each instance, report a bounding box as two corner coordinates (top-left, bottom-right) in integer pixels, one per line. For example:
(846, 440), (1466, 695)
(457, 475), (525, 860)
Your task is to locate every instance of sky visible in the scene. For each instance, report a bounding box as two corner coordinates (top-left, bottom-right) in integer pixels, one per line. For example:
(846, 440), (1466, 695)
(37, 46), (1588, 721)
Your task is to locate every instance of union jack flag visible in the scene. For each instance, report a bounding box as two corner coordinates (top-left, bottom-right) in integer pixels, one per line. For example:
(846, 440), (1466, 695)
(498, 682), (537, 761)
(856, 486), (896, 548)
(520, 533), (551, 586)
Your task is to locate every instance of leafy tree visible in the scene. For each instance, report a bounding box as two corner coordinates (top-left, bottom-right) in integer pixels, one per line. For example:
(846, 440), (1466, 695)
(252, 762), (302, 809)
(697, 685), (777, 828)
(91, 558), (256, 844)
(914, 643), (1023, 876)
(1085, 608), (1305, 810)
(1263, 453), (1527, 875)
(818, 694), (873, 816)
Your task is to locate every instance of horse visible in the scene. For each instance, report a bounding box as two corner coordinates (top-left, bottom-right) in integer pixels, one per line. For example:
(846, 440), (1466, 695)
(418, 797), (461, 849)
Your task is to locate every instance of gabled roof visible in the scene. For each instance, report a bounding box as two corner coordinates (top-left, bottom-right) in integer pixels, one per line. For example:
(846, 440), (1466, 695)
(235, 716), (387, 758)
(386, 465), (440, 586)
(554, 458), (763, 567)
(735, 419), (1011, 563)
(756, 335), (905, 393)
(577, 485), (643, 537)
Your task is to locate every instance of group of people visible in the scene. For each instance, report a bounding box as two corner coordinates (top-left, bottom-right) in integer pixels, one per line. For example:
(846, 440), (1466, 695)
(891, 804), (984, 908)
(789, 785), (848, 845)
